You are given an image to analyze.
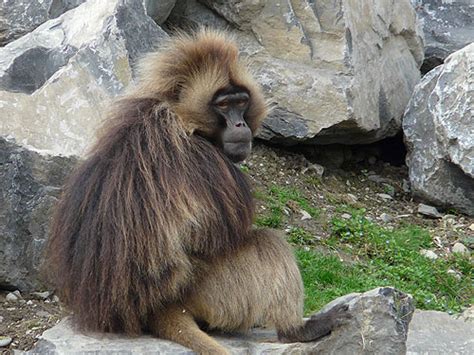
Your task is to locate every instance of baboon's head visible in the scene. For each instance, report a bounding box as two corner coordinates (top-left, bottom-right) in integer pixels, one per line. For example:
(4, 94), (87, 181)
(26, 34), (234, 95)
(138, 29), (268, 162)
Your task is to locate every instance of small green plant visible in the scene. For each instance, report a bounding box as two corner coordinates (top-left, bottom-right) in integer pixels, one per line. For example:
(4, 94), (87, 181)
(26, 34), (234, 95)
(287, 227), (315, 246)
(254, 185), (319, 228)
(239, 164), (250, 173)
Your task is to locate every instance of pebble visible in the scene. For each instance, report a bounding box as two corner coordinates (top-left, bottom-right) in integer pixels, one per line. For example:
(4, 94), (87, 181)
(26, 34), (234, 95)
(0, 316), (3, 323)
(52, 295), (60, 303)
(302, 163), (324, 177)
(32, 291), (51, 300)
(376, 193), (393, 201)
(402, 179), (410, 193)
(341, 213), (352, 220)
(26, 300), (33, 305)
(380, 213), (392, 223)
(447, 269), (462, 281)
(300, 210), (312, 221)
(0, 336), (12, 347)
(347, 193), (358, 203)
(452, 242), (469, 255)
(36, 310), (51, 318)
(420, 249), (438, 260)
(469, 223), (474, 231)
(417, 203), (443, 218)
(6, 292), (19, 302)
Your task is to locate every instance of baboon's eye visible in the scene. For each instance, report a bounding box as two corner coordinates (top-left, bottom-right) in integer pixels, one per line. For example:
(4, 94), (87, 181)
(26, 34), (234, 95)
(216, 101), (229, 110)
(236, 99), (248, 108)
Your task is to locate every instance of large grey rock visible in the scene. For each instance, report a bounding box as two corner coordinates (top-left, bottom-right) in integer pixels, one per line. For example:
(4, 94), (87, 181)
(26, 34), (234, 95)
(143, 0), (176, 24)
(407, 310), (474, 354)
(0, 138), (76, 291)
(411, 0), (474, 72)
(196, 0), (424, 145)
(0, 0), (167, 157)
(403, 43), (474, 216)
(0, 0), (86, 46)
(27, 287), (414, 354)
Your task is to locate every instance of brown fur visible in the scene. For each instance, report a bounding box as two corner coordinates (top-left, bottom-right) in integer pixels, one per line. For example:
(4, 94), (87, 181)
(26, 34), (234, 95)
(46, 29), (346, 354)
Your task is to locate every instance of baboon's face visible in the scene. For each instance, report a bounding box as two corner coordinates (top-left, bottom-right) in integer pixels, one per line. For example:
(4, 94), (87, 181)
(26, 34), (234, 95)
(210, 86), (253, 163)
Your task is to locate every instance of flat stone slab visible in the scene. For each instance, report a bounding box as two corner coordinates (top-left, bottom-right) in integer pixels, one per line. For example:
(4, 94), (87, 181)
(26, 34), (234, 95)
(26, 287), (414, 354)
(407, 310), (474, 355)
(27, 320), (321, 354)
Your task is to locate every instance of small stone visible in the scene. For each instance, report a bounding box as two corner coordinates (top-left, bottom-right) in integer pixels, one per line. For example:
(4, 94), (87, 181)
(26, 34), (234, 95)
(0, 315), (3, 323)
(26, 300), (34, 305)
(347, 193), (358, 203)
(300, 210), (312, 221)
(341, 213), (352, 220)
(368, 174), (384, 183)
(13, 290), (21, 298)
(469, 223), (474, 231)
(402, 179), (410, 193)
(36, 310), (51, 318)
(376, 193), (393, 201)
(52, 295), (60, 303)
(447, 269), (462, 281)
(380, 213), (392, 223)
(417, 203), (443, 218)
(6, 292), (19, 302)
(302, 163), (325, 177)
(0, 336), (12, 347)
(420, 249), (438, 260)
(452, 242), (469, 255)
(32, 291), (51, 300)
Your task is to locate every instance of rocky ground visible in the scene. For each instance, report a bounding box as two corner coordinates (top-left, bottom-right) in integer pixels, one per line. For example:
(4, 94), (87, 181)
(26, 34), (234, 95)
(0, 142), (472, 353)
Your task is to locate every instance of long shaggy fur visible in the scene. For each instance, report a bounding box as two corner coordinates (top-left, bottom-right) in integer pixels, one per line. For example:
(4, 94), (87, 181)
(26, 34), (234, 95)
(46, 29), (266, 334)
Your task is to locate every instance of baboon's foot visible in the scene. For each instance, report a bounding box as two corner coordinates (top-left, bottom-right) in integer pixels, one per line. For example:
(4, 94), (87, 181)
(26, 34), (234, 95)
(278, 303), (351, 343)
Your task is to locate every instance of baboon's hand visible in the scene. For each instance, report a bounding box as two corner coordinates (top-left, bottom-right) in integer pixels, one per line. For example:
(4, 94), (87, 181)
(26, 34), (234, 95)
(311, 303), (352, 329)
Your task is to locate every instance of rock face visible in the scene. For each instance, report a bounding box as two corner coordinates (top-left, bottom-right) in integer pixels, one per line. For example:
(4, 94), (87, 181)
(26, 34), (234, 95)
(28, 287), (414, 354)
(412, 0), (474, 72)
(143, 0), (176, 24)
(0, 138), (76, 291)
(0, 0), (168, 157)
(403, 43), (474, 216)
(197, 0), (424, 145)
(0, 0), (86, 46)
(407, 310), (474, 354)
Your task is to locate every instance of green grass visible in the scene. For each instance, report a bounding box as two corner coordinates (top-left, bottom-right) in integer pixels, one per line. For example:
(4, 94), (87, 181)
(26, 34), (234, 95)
(254, 185), (319, 228)
(291, 208), (473, 314)
(296, 249), (379, 314)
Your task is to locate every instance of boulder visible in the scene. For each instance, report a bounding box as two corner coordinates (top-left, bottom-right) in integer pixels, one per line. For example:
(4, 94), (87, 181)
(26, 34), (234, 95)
(27, 287), (414, 354)
(411, 0), (474, 73)
(407, 310), (474, 354)
(0, 0), (86, 46)
(0, 0), (168, 157)
(143, 0), (176, 24)
(194, 0), (424, 145)
(403, 43), (474, 216)
(0, 138), (76, 291)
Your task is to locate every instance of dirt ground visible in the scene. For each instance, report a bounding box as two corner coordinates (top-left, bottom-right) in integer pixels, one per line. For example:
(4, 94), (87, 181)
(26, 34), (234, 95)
(1, 142), (472, 352)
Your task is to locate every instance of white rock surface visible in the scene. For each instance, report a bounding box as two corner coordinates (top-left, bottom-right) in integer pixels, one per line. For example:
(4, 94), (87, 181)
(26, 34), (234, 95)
(403, 43), (474, 216)
(0, 0), (86, 46)
(197, 0), (424, 145)
(0, 0), (167, 157)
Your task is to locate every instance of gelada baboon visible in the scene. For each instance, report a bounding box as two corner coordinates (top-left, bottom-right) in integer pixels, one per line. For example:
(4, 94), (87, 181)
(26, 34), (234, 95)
(46, 29), (349, 354)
